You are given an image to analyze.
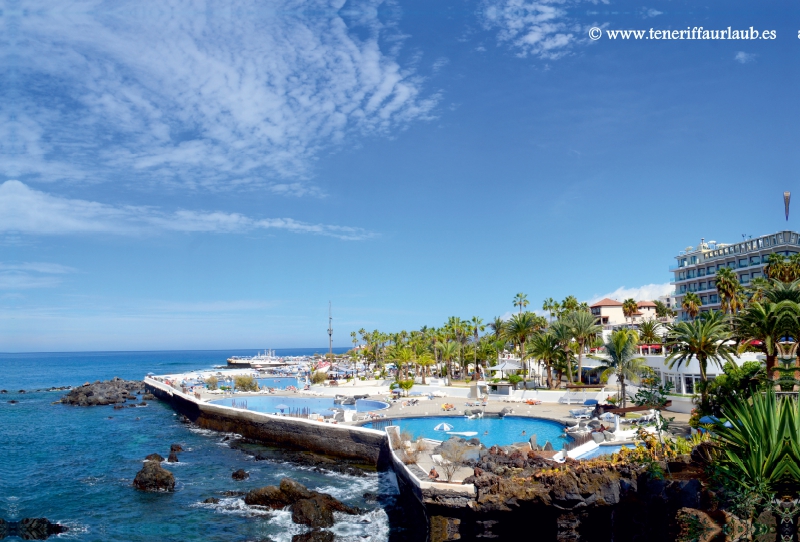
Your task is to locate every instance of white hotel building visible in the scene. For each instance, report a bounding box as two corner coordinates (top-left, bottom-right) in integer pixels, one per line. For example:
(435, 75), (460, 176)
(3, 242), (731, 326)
(672, 230), (800, 321)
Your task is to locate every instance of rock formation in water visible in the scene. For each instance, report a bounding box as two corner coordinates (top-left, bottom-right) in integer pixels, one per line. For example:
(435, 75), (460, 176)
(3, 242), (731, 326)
(244, 478), (359, 528)
(133, 459), (175, 492)
(0, 518), (68, 540)
(59, 378), (144, 406)
(231, 469), (249, 480)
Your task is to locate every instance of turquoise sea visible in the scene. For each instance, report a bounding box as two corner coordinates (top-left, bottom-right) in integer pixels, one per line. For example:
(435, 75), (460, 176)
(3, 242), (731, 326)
(0, 350), (413, 542)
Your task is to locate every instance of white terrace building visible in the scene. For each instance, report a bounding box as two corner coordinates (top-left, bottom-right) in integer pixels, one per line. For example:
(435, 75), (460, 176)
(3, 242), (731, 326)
(590, 298), (659, 328)
(672, 230), (800, 321)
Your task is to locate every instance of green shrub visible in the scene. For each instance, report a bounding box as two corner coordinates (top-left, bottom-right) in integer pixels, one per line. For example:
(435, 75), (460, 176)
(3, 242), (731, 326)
(205, 376), (218, 390)
(311, 371), (327, 384)
(234, 375), (259, 392)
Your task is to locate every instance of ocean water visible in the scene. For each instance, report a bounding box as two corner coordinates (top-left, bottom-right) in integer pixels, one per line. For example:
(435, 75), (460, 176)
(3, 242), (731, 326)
(0, 350), (412, 542)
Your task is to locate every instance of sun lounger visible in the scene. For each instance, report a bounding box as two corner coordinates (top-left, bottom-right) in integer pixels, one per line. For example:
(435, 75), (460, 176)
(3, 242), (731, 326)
(431, 454), (451, 466)
(569, 408), (591, 419)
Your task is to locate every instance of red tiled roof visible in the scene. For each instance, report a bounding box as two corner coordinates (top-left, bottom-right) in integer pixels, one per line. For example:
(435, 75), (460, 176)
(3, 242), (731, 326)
(590, 298), (623, 308)
(637, 301), (657, 308)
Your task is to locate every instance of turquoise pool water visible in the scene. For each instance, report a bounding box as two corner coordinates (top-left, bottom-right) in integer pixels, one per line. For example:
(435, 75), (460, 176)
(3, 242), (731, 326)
(256, 376), (302, 389)
(573, 443), (636, 460)
(211, 395), (389, 415)
(366, 416), (570, 449)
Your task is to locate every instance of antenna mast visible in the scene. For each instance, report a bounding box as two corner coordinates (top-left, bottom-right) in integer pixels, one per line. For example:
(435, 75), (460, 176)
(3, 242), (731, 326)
(327, 301), (333, 357)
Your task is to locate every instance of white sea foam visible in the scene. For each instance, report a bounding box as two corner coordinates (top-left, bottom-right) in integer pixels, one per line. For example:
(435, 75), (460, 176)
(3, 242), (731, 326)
(263, 509), (308, 542)
(330, 508), (390, 542)
(314, 474), (378, 502)
(191, 497), (272, 517)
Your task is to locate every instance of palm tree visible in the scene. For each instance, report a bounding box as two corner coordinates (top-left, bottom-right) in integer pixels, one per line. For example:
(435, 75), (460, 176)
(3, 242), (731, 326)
(764, 253), (788, 281)
(665, 311), (737, 408)
(542, 298), (559, 322)
(622, 298), (639, 326)
(560, 295), (579, 316)
(637, 319), (662, 353)
(526, 332), (561, 389)
(488, 316), (505, 339)
(566, 311), (601, 384)
(734, 299), (793, 385)
(549, 318), (576, 383)
(513, 293), (529, 314)
(470, 316), (485, 377)
(681, 292), (702, 320)
(596, 329), (647, 408)
(715, 267), (740, 314)
(503, 312), (537, 376)
(417, 352), (434, 385)
(437, 340), (459, 386)
(746, 276), (771, 304)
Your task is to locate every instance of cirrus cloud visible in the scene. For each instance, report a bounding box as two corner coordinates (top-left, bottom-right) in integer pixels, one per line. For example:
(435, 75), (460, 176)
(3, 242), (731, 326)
(0, 180), (376, 241)
(2, 0), (439, 192)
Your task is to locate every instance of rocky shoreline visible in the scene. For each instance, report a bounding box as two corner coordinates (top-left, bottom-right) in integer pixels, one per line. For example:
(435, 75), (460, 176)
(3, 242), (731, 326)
(59, 378), (151, 406)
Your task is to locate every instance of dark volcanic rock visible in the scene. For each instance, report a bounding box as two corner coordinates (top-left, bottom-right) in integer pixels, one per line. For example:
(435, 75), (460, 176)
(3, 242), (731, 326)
(133, 460), (175, 491)
(143, 393), (156, 400)
(244, 485), (292, 508)
(8, 400), (18, 404)
(60, 378), (144, 406)
(167, 451), (179, 463)
(170, 443), (184, 453)
(291, 496), (335, 528)
(231, 469), (249, 481)
(203, 497), (220, 504)
(145, 453), (164, 462)
(244, 478), (359, 528)
(292, 531), (334, 542)
(2, 518), (68, 540)
(280, 478), (312, 501)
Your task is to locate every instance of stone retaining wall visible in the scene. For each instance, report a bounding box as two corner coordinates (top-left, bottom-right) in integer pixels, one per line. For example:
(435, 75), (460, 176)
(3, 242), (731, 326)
(145, 378), (389, 465)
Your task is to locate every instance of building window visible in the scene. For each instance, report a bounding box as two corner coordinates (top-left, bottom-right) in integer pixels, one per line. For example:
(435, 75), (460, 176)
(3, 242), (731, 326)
(701, 296), (707, 303)
(684, 376), (694, 395)
(762, 255), (770, 264)
(707, 266), (715, 274)
(710, 295), (718, 303)
(698, 268), (705, 277)
(739, 259), (747, 268)
(740, 275), (750, 284)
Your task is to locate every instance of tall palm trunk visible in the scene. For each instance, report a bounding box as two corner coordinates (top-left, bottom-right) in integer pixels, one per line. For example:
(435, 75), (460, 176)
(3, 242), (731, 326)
(576, 340), (584, 384)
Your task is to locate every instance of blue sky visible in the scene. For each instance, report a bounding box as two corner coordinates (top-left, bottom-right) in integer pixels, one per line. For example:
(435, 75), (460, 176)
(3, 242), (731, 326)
(2, 0), (799, 351)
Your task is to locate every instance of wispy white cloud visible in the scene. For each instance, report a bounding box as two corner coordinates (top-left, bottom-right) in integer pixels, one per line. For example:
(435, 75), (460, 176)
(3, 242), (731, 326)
(734, 51), (756, 64)
(481, 0), (601, 59)
(2, 0), (439, 191)
(641, 8), (663, 18)
(0, 261), (76, 290)
(588, 283), (673, 305)
(0, 180), (376, 240)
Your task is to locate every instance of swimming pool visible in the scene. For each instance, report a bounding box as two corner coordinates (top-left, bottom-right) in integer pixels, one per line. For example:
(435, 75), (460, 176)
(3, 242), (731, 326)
(365, 416), (570, 449)
(256, 377), (302, 390)
(210, 396), (389, 415)
(573, 443), (636, 460)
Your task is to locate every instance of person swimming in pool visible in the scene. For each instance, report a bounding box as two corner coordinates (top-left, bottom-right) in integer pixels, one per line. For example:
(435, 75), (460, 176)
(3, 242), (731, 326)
(521, 430), (526, 436)
(483, 431), (488, 436)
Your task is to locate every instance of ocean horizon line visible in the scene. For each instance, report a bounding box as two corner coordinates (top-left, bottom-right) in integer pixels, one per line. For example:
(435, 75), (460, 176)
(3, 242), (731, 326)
(0, 346), (353, 356)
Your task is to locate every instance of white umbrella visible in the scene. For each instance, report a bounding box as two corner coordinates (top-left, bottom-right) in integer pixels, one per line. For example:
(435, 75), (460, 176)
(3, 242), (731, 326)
(275, 404), (289, 412)
(433, 422), (453, 431)
(491, 361), (522, 371)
